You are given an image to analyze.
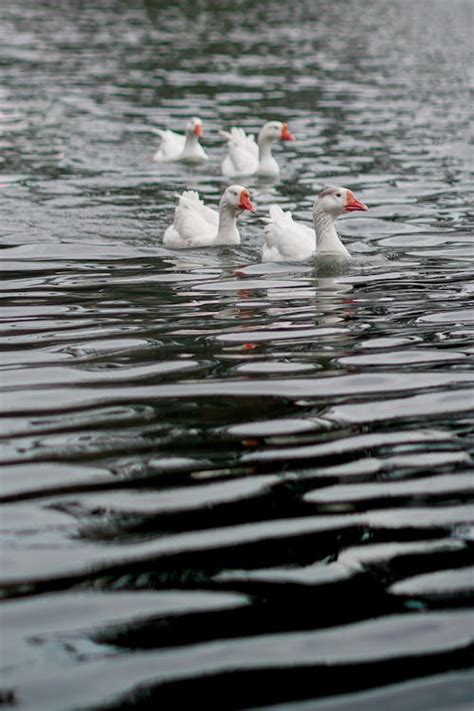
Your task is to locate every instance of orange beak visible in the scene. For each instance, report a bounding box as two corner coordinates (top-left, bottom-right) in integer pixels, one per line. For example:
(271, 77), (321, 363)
(280, 123), (295, 141)
(194, 123), (204, 137)
(239, 190), (256, 212)
(345, 191), (368, 212)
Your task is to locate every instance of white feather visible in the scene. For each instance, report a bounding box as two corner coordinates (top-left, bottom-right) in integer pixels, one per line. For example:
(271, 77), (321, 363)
(220, 127), (259, 177)
(163, 188), (249, 249)
(153, 130), (186, 162)
(262, 205), (315, 262)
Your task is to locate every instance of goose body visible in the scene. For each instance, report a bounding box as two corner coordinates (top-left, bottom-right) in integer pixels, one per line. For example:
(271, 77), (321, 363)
(220, 121), (294, 178)
(262, 206), (316, 262)
(163, 185), (256, 249)
(153, 117), (208, 163)
(262, 186), (368, 262)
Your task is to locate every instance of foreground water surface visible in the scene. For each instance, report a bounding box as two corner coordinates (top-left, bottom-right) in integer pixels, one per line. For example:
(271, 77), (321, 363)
(1, 0), (473, 708)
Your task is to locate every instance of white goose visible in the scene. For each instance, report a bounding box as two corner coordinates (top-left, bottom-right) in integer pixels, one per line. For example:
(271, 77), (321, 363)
(153, 117), (208, 163)
(163, 185), (256, 249)
(220, 121), (295, 178)
(262, 185), (368, 262)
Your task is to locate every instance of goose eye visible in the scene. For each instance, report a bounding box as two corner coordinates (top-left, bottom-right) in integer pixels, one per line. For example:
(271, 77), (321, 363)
(336, 193), (341, 198)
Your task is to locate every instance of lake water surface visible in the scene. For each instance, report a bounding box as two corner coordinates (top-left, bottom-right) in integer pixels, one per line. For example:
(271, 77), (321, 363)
(1, 1), (473, 709)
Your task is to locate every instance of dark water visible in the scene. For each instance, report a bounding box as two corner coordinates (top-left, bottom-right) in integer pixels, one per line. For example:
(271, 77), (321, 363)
(1, 0), (473, 708)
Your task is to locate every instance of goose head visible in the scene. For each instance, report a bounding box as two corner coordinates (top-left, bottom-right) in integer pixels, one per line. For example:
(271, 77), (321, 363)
(259, 121), (295, 144)
(221, 185), (257, 214)
(316, 185), (368, 218)
(185, 117), (204, 138)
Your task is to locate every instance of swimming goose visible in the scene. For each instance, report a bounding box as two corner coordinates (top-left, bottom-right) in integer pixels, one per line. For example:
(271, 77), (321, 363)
(262, 185), (368, 262)
(220, 121), (295, 178)
(153, 117), (208, 163)
(163, 185), (256, 249)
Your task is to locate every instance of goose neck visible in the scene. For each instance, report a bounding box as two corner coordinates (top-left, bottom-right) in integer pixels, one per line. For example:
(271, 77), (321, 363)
(216, 204), (240, 245)
(182, 133), (199, 157)
(313, 206), (348, 256)
(257, 135), (279, 176)
(258, 135), (274, 161)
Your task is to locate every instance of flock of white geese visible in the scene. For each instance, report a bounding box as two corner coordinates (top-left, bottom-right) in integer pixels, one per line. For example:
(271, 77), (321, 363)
(154, 117), (368, 262)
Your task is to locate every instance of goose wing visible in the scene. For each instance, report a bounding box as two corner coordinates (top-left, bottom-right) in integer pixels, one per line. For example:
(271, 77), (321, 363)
(153, 129), (186, 162)
(263, 205), (315, 262)
(220, 127), (259, 177)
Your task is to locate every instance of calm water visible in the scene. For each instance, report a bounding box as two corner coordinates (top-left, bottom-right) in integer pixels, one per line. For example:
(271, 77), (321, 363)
(1, 0), (473, 708)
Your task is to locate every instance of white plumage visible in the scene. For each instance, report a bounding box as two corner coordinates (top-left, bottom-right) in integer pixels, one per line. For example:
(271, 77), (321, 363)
(262, 205), (316, 262)
(262, 186), (368, 262)
(153, 117), (208, 163)
(220, 128), (259, 178)
(220, 121), (295, 178)
(163, 185), (256, 249)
